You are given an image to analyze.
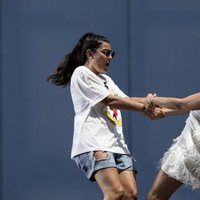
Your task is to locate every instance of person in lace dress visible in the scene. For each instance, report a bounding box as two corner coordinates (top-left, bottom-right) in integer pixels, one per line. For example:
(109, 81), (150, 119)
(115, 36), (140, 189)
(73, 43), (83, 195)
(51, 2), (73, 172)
(145, 92), (200, 200)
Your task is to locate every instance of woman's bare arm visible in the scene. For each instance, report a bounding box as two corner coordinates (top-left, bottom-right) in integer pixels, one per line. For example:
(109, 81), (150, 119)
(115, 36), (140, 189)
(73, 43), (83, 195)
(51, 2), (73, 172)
(151, 92), (200, 112)
(102, 95), (145, 112)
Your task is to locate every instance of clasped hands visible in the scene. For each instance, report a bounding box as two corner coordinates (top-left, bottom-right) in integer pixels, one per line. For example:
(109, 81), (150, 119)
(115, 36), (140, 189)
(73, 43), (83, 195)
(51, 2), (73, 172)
(143, 94), (165, 120)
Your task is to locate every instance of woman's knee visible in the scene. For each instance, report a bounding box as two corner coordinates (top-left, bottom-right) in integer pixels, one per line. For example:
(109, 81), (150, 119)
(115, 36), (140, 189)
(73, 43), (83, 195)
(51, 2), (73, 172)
(104, 191), (124, 200)
(147, 191), (159, 200)
(124, 189), (138, 200)
(104, 186), (125, 200)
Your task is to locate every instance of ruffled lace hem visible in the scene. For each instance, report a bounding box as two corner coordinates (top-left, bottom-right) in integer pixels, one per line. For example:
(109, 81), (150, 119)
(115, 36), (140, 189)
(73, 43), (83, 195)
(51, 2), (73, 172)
(160, 129), (200, 190)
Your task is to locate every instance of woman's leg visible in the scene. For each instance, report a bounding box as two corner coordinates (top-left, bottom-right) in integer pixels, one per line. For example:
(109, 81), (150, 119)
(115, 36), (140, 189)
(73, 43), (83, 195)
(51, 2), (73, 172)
(94, 167), (125, 200)
(119, 170), (138, 199)
(147, 170), (183, 200)
(94, 168), (138, 200)
(93, 151), (138, 200)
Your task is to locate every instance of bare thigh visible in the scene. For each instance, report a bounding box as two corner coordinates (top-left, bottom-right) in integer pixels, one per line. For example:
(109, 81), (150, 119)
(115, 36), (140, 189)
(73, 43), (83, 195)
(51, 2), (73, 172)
(93, 151), (124, 198)
(119, 170), (138, 198)
(148, 170), (183, 200)
(94, 167), (124, 197)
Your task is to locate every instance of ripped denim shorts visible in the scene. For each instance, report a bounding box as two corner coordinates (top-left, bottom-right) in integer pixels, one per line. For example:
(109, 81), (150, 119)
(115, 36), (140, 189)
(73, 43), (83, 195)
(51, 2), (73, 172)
(74, 151), (137, 182)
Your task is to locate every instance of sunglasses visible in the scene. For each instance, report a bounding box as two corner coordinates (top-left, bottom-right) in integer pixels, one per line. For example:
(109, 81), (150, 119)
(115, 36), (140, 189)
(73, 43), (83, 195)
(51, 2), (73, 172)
(97, 49), (115, 58)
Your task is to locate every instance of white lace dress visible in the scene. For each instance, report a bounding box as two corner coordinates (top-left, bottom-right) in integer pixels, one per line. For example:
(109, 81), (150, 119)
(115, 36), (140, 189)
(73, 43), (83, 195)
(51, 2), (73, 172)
(161, 110), (200, 190)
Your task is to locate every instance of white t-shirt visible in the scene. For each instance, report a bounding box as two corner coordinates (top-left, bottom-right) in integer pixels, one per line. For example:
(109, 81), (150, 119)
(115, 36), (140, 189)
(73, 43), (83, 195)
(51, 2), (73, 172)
(70, 66), (130, 158)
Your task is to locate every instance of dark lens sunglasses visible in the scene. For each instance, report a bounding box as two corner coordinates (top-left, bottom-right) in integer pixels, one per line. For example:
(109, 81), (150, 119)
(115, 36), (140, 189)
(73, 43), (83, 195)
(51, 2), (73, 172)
(99, 49), (115, 58)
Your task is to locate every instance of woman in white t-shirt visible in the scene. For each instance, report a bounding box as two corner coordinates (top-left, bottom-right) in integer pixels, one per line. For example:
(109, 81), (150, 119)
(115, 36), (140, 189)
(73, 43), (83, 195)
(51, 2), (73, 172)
(144, 93), (200, 200)
(47, 32), (164, 200)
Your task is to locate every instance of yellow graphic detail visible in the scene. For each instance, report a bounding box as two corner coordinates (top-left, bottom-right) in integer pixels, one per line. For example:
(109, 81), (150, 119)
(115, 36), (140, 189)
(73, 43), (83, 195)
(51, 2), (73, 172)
(105, 107), (122, 127)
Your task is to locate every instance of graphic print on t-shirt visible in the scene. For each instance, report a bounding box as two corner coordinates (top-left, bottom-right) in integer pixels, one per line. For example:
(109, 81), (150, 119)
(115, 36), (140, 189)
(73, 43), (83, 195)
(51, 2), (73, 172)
(103, 79), (122, 127)
(105, 106), (122, 127)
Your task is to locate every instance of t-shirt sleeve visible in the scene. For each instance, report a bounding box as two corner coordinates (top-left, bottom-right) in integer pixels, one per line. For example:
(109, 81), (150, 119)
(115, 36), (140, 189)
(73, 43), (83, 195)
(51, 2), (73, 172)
(112, 84), (128, 98)
(104, 75), (128, 98)
(73, 68), (110, 106)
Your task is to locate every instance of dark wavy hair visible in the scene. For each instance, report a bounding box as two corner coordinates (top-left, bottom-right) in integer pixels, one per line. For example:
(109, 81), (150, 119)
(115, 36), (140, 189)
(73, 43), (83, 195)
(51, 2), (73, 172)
(47, 32), (110, 87)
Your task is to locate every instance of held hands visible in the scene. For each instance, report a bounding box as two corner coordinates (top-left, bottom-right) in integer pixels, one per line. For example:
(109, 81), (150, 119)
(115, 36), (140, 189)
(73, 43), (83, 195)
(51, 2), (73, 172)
(144, 93), (165, 120)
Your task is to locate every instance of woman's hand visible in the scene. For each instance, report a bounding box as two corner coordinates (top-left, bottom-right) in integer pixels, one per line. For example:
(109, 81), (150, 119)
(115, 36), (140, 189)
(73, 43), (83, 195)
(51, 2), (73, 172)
(144, 93), (165, 120)
(145, 107), (165, 120)
(144, 93), (157, 111)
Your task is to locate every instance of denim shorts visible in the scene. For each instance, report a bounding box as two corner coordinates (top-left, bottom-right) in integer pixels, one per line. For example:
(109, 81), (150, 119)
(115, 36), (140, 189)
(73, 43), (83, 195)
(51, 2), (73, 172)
(74, 151), (137, 182)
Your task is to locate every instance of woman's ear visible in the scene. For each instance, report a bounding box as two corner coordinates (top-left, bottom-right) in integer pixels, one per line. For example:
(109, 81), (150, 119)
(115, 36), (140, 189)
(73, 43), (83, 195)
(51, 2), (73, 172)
(86, 49), (94, 59)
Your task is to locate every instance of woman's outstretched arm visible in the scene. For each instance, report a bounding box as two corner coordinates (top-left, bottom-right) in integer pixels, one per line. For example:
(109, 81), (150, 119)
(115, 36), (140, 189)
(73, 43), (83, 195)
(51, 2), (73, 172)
(150, 92), (200, 112)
